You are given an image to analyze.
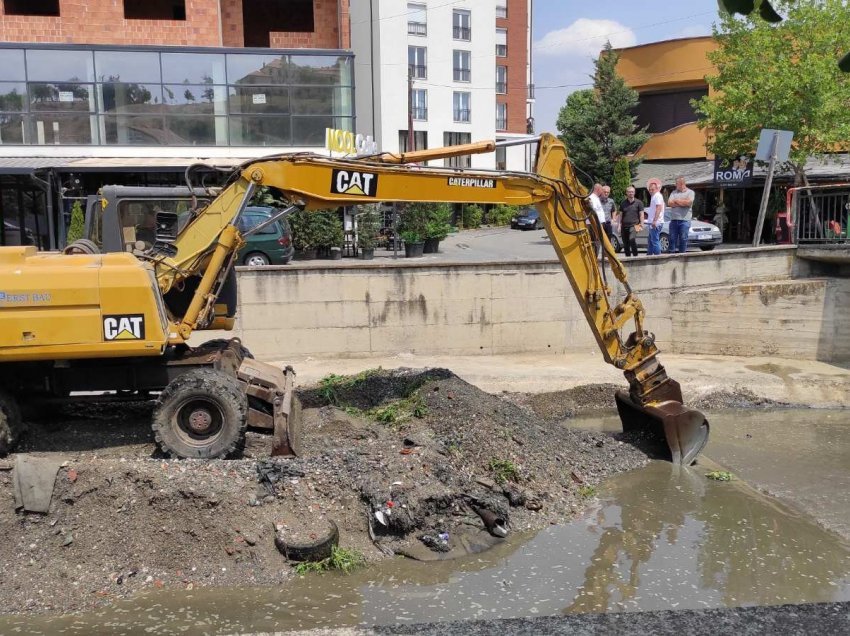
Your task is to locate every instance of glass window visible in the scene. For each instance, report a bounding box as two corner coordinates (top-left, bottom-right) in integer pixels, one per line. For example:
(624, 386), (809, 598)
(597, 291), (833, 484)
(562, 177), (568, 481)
(0, 83), (27, 112)
(30, 113), (96, 144)
(161, 53), (226, 85)
(229, 115), (292, 146)
(453, 91), (470, 123)
(0, 114), (27, 144)
(407, 2), (427, 35)
(443, 131), (471, 167)
(0, 50), (25, 81)
(95, 50), (161, 83)
(29, 83), (95, 112)
(292, 116), (341, 146)
(496, 102), (507, 130)
(101, 114), (166, 145)
(99, 83), (161, 115)
(226, 54), (288, 86)
(228, 86), (290, 114)
(399, 130), (427, 153)
(291, 86), (348, 115)
(162, 84), (227, 115)
(453, 50), (471, 82)
(496, 28), (507, 56)
(495, 145), (506, 170)
(287, 55), (350, 85)
(165, 116), (226, 146)
(496, 5), (507, 18)
(26, 49), (95, 82)
(408, 46), (427, 79)
(496, 65), (507, 93)
(412, 89), (427, 120)
(453, 9), (471, 41)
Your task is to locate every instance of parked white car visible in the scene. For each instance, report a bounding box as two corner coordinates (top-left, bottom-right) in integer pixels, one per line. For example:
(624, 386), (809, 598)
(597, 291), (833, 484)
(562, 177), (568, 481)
(611, 209), (722, 253)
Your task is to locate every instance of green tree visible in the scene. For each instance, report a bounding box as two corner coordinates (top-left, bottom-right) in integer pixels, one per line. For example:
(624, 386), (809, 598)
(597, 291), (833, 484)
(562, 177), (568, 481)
(611, 157), (631, 204)
(695, 0), (850, 184)
(556, 42), (648, 186)
(66, 200), (85, 244)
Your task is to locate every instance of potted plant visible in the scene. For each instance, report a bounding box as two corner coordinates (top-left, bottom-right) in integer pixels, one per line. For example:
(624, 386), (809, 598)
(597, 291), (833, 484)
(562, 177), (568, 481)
(424, 202), (452, 253)
(400, 230), (425, 257)
(313, 210), (344, 259)
(289, 209), (319, 260)
(399, 203), (429, 257)
(357, 204), (381, 260)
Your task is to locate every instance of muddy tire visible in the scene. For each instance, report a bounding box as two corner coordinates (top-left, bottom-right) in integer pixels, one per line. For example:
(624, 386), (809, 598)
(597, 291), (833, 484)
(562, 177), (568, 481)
(275, 518), (339, 562)
(152, 368), (247, 459)
(62, 238), (100, 255)
(195, 338), (254, 360)
(0, 390), (23, 456)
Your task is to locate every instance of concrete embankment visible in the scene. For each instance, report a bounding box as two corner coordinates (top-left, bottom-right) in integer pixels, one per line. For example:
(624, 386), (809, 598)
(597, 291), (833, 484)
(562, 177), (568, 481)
(195, 245), (849, 364)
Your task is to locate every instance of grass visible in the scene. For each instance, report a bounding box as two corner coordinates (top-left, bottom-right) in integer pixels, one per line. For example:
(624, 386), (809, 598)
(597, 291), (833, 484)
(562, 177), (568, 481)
(489, 458), (519, 484)
(318, 368), (382, 405)
(293, 546), (366, 575)
(367, 393), (428, 427)
(706, 470), (735, 482)
(578, 485), (597, 499)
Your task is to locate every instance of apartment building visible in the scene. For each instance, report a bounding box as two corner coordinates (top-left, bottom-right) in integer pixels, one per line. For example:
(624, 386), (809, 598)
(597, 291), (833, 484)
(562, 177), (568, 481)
(0, 0), (353, 249)
(351, 0), (534, 171)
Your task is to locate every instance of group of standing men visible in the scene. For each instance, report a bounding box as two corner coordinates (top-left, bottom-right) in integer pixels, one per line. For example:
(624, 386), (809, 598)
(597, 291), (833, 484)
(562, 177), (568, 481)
(587, 177), (695, 256)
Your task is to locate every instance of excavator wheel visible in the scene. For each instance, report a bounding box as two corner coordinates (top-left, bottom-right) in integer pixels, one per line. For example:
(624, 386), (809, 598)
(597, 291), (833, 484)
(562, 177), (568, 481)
(0, 389), (23, 456)
(152, 368), (248, 459)
(62, 238), (100, 255)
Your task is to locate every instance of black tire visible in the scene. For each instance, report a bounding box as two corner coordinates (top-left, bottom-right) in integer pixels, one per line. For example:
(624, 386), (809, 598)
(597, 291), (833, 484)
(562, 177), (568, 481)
(243, 252), (270, 266)
(533, 220), (540, 230)
(152, 368), (247, 459)
(611, 235), (622, 253)
(195, 338), (254, 360)
(275, 519), (339, 562)
(0, 390), (23, 456)
(63, 239), (100, 255)
(660, 233), (670, 253)
(699, 245), (716, 251)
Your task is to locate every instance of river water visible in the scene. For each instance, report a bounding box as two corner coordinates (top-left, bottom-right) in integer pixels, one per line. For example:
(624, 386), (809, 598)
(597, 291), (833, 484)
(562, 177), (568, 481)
(3, 409), (849, 634)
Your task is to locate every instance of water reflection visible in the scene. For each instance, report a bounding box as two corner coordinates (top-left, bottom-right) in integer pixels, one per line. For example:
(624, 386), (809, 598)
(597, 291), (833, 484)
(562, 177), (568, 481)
(2, 462), (848, 633)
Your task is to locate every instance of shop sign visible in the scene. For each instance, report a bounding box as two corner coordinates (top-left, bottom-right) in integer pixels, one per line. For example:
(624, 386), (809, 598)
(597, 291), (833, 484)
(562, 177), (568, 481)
(325, 128), (378, 156)
(714, 155), (753, 188)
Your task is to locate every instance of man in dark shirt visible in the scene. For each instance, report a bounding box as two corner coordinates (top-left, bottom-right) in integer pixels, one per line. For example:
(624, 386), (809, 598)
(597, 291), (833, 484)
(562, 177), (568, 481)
(616, 186), (645, 257)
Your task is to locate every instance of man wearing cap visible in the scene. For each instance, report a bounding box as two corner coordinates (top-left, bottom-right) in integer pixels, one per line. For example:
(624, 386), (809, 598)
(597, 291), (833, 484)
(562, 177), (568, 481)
(646, 178), (665, 256)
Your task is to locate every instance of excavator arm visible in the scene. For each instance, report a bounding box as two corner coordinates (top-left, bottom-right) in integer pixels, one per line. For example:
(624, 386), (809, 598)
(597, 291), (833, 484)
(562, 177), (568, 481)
(157, 133), (708, 464)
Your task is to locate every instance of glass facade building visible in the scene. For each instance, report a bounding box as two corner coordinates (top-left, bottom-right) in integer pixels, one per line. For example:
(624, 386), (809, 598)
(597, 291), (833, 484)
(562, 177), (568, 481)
(0, 44), (354, 147)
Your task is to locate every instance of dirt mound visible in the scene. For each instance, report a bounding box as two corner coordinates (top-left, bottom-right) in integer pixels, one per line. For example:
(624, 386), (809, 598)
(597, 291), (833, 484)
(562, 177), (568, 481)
(0, 369), (648, 616)
(505, 383), (623, 420)
(689, 387), (791, 410)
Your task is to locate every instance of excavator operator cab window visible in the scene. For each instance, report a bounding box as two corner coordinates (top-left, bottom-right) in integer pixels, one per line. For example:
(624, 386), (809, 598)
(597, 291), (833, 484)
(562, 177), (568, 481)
(116, 198), (209, 252)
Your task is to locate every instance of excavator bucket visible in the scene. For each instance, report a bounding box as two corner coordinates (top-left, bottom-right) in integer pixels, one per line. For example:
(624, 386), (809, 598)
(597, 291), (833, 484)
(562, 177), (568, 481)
(237, 358), (303, 457)
(615, 376), (709, 465)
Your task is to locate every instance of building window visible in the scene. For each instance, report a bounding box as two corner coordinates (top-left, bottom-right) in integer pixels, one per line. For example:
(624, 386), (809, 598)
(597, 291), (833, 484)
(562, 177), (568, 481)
(124, 0), (186, 20)
(242, 0), (314, 48)
(407, 2), (427, 36)
(495, 145), (506, 170)
(412, 88), (427, 121)
(408, 46), (427, 79)
(453, 50), (471, 83)
(496, 28), (508, 57)
(634, 87), (708, 133)
(4, 0), (59, 16)
(443, 132), (472, 168)
(496, 65), (507, 94)
(453, 92), (471, 123)
(496, 5), (507, 19)
(453, 9), (471, 41)
(496, 103), (507, 130)
(399, 130), (428, 152)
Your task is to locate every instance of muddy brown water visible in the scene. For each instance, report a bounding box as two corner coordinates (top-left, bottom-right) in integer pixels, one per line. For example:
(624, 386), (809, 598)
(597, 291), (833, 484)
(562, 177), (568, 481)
(2, 409), (849, 634)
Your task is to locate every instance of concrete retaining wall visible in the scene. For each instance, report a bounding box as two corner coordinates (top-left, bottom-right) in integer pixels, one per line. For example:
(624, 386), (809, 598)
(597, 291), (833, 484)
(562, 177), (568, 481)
(191, 245), (848, 363)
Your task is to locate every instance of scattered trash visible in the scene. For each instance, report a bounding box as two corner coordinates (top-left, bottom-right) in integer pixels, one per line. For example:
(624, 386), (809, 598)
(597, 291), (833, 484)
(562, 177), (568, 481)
(420, 533), (451, 552)
(66, 468), (78, 483)
(12, 455), (64, 514)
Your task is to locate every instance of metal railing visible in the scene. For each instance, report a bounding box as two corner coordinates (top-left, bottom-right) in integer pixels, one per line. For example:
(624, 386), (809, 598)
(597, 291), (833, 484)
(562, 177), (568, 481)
(453, 108), (470, 122)
(412, 107), (427, 120)
(408, 64), (427, 79)
(791, 183), (850, 243)
(453, 26), (471, 40)
(496, 117), (507, 130)
(496, 80), (507, 94)
(453, 68), (470, 82)
(408, 21), (426, 36)
(495, 44), (507, 57)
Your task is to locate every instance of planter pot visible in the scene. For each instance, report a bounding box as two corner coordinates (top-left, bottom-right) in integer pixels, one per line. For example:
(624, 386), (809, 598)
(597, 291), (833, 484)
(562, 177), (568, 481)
(423, 237), (441, 253)
(404, 241), (425, 258)
(328, 247), (342, 260)
(294, 248), (317, 260)
(316, 246), (330, 259)
(359, 247), (375, 260)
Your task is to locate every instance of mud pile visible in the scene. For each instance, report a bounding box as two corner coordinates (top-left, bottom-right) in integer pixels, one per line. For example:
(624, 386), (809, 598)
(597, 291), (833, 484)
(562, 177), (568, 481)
(0, 369), (648, 615)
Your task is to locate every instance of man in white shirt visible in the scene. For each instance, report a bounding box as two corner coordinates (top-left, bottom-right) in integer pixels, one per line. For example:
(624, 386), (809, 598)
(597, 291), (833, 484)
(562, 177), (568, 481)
(646, 178), (665, 255)
(587, 183), (607, 257)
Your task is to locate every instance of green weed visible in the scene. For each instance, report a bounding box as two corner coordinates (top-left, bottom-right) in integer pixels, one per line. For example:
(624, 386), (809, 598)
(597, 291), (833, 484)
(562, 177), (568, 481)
(318, 368), (382, 405)
(578, 485), (597, 499)
(293, 546), (366, 575)
(706, 470), (734, 482)
(367, 393), (427, 427)
(489, 458), (519, 484)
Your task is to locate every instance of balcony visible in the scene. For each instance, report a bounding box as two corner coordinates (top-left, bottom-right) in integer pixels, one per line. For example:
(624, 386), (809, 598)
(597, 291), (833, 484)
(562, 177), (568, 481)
(496, 81), (507, 94)
(408, 21), (427, 36)
(453, 68), (471, 82)
(453, 108), (471, 123)
(408, 64), (427, 79)
(453, 26), (471, 41)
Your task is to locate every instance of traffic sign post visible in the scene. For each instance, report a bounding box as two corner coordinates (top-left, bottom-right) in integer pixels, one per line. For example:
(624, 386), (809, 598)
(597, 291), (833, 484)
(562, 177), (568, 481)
(752, 129), (793, 247)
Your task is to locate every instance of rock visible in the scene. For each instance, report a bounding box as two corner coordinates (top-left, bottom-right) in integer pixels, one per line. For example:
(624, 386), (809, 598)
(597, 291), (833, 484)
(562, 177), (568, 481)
(62, 534), (73, 547)
(503, 485), (527, 507)
(242, 533), (258, 547)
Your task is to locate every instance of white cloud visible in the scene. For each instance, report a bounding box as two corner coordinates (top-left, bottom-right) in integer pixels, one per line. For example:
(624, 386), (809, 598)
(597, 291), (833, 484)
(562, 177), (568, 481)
(534, 18), (637, 58)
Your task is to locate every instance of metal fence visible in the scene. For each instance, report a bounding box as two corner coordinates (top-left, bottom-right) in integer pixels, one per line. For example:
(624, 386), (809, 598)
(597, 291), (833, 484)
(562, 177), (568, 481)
(793, 184), (850, 243)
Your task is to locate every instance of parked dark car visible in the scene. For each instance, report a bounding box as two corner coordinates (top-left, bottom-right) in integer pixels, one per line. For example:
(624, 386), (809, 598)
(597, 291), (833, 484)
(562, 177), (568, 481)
(511, 208), (542, 230)
(236, 206), (294, 265)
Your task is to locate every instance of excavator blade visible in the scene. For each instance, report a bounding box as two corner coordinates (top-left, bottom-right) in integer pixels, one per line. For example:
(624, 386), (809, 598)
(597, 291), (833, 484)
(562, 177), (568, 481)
(615, 389), (709, 465)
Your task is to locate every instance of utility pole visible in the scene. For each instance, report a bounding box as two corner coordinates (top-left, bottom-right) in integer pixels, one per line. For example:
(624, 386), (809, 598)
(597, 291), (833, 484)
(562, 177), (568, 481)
(407, 68), (414, 153)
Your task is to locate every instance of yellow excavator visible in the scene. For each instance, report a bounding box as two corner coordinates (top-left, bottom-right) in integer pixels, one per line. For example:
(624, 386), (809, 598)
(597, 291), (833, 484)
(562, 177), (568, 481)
(0, 134), (708, 464)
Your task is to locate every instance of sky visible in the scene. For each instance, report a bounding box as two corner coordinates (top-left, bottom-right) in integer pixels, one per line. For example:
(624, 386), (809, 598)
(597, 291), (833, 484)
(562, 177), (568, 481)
(532, 0), (722, 134)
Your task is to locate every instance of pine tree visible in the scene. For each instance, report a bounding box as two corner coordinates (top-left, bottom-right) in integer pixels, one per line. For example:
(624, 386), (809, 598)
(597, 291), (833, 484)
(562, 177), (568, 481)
(556, 42), (648, 186)
(611, 157), (631, 204)
(66, 200), (85, 244)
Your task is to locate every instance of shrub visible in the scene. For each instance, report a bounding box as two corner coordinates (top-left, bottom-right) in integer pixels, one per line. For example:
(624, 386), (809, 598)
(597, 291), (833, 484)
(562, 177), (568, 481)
(66, 200), (85, 244)
(289, 209), (319, 251)
(313, 210), (344, 248)
(425, 203), (452, 240)
(489, 204), (518, 226)
(461, 204), (483, 229)
(356, 204), (381, 250)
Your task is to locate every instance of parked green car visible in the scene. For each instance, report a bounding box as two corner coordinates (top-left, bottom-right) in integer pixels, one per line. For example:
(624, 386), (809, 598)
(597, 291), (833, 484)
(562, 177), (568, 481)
(237, 206), (295, 266)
